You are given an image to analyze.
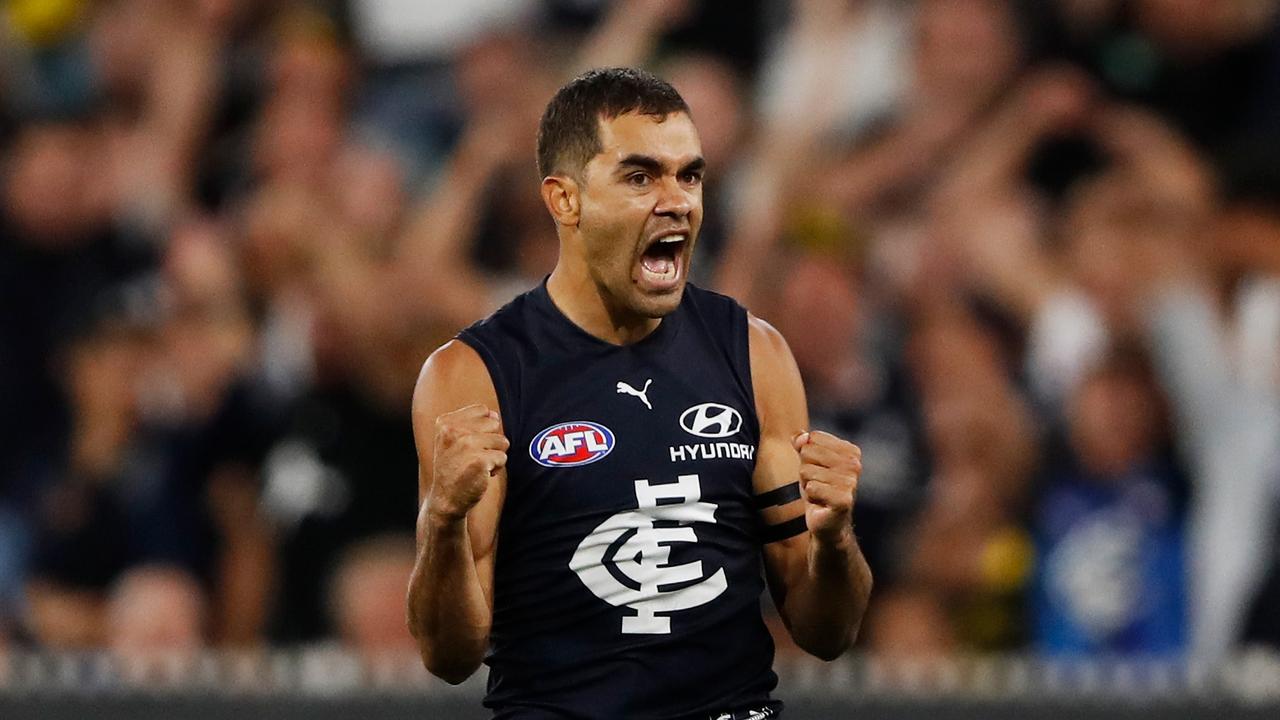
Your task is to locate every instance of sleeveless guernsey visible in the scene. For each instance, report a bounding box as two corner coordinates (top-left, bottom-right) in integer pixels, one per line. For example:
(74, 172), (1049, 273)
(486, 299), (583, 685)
(458, 281), (781, 719)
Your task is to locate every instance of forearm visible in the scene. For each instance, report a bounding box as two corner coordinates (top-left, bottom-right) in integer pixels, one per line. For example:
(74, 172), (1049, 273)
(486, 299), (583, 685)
(395, 141), (499, 329)
(1146, 285), (1239, 462)
(782, 529), (873, 660)
(714, 158), (787, 307)
(129, 19), (219, 227)
(209, 470), (275, 646)
(573, 0), (670, 74)
(400, 142), (497, 274)
(407, 514), (492, 683)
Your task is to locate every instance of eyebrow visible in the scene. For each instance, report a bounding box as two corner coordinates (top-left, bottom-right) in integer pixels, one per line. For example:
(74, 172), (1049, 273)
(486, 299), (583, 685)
(617, 154), (664, 175)
(616, 154), (706, 176)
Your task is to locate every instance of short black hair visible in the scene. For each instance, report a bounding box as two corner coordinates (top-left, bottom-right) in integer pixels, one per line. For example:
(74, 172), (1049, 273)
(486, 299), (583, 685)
(536, 67), (690, 179)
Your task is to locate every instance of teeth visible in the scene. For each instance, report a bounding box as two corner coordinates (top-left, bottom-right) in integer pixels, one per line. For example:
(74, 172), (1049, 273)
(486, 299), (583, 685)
(658, 234), (686, 244)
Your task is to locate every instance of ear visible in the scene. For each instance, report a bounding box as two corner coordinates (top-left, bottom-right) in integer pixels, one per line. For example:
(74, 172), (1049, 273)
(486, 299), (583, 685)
(541, 175), (581, 227)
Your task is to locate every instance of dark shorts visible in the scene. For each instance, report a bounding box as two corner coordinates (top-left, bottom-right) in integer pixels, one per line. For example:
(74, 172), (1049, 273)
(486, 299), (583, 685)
(698, 701), (784, 720)
(496, 700), (784, 719)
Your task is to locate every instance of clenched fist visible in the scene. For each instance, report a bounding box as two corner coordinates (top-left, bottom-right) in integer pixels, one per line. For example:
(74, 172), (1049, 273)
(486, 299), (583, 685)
(429, 405), (509, 521)
(794, 431), (861, 545)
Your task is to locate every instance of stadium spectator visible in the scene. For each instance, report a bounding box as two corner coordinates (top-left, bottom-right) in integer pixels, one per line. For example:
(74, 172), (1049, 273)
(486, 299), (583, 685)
(327, 533), (418, 659)
(1, 0), (1278, 669)
(1032, 347), (1189, 655)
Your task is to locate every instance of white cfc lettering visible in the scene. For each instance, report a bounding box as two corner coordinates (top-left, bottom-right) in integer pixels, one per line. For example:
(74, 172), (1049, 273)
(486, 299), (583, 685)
(569, 474), (728, 634)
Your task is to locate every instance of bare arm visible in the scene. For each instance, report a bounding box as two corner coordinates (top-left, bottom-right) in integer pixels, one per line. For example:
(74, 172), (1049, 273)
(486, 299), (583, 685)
(206, 466), (274, 646)
(933, 66), (1093, 206)
(116, 5), (221, 229)
(572, 0), (691, 74)
(749, 315), (873, 660)
(715, 1), (863, 307)
(927, 70), (1096, 321)
(406, 340), (508, 683)
(394, 123), (516, 333)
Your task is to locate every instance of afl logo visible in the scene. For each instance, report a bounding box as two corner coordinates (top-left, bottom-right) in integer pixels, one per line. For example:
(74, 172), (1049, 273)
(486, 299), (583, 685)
(530, 421), (615, 467)
(679, 403), (742, 438)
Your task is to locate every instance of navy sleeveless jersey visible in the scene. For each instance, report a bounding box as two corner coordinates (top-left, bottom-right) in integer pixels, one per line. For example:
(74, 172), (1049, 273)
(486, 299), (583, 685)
(458, 281), (781, 719)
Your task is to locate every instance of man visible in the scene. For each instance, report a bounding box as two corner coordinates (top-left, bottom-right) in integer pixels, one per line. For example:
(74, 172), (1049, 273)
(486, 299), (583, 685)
(407, 67), (872, 719)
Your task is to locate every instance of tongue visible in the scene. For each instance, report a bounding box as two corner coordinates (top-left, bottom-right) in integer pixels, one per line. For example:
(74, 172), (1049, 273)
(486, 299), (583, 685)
(642, 255), (674, 275)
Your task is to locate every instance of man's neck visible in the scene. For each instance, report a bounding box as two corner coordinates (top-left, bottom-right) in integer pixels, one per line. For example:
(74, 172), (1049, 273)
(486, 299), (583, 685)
(546, 265), (660, 346)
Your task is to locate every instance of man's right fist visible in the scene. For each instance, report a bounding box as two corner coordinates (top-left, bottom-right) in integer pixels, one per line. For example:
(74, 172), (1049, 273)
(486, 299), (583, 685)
(429, 405), (509, 521)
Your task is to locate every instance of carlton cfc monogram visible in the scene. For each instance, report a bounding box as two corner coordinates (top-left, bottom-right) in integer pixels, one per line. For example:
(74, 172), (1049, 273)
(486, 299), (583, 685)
(569, 473), (727, 634)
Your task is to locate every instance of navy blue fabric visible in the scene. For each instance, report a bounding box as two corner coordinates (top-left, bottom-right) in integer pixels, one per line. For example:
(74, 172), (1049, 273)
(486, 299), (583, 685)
(458, 281), (781, 719)
(1032, 459), (1187, 655)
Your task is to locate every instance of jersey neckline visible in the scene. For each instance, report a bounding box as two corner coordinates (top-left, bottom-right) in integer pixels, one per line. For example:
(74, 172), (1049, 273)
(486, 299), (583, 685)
(531, 277), (683, 351)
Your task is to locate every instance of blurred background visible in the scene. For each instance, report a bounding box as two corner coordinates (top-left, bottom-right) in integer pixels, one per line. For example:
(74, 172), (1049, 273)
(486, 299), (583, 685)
(1, 0), (1280, 716)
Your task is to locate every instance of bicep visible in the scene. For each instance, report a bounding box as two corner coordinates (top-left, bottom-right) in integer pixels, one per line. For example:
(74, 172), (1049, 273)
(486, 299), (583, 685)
(411, 340), (507, 599)
(747, 316), (810, 608)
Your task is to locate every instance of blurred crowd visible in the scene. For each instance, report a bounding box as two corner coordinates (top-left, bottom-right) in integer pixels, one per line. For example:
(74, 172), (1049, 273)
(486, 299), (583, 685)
(1, 0), (1279, 669)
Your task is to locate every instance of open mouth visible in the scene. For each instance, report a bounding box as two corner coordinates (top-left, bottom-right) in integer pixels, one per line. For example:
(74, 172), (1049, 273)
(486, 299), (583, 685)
(637, 233), (687, 291)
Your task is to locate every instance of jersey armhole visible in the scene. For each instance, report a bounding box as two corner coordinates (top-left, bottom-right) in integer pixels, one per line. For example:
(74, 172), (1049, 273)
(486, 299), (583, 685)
(456, 332), (518, 442)
(734, 304), (757, 431)
(710, 292), (759, 446)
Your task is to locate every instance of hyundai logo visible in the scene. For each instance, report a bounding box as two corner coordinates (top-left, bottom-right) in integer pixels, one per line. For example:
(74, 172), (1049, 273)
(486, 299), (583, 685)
(679, 403), (743, 438)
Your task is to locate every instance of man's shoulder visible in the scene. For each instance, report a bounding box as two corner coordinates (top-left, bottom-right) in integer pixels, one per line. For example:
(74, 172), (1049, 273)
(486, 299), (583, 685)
(465, 281), (540, 330)
(682, 281), (745, 312)
(459, 282), (542, 344)
(420, 285), (545, 402)
(678, 282), (750, 332)
(415, 339), (490, 403)
(443, 283), (545, 424)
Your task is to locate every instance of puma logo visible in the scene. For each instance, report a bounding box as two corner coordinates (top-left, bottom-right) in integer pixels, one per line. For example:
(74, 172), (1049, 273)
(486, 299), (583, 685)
(616, 379), (653, 410)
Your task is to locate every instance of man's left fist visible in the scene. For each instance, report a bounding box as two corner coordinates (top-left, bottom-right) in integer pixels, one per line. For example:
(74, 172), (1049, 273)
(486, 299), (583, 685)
(793, 431), (861, 544)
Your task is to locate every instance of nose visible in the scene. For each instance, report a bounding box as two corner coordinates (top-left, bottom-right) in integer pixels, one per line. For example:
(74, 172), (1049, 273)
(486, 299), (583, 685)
(654, 176), (695, 219)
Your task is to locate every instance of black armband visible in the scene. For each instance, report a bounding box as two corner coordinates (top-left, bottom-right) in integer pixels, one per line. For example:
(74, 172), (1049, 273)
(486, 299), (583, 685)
(753, 481), (801, 509)
(760, 515), (807, 543)
(755, 481), (806, 543)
